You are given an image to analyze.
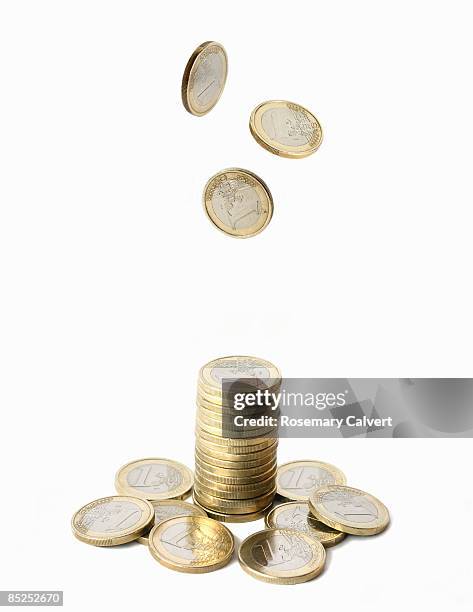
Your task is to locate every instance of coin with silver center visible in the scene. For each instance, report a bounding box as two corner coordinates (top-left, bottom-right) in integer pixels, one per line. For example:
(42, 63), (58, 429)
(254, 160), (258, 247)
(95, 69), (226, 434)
(115, 458), (194, 502)
(71, 495), (154, 546)
(238, 528), (326, 584)
(265, 501), (345, 547)
(137, 500), (207, 545)
(309, 485), (390, 536)
(276, 460), (346, 501)
(203, 169), (273, 238)
(148, 515), (234, 573)
(181, 41), (227, 116)
(250, 100), (323, 158)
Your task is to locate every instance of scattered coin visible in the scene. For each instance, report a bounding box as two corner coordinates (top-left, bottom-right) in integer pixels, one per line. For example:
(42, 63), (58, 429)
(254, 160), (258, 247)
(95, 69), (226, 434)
(181, 41), (228, 116)
(203, 169), (273, 238)
(265, 501), (345, 547)
(250, 100), (323, 158)
(137, 500), (207, 545)
(276, 460), (346, 501)
(115, 458), (193, 502)
(238, 528), (326, 584)
(148, 515), (234, 573)
(71, 496), (154, 546)
(309, 485), (390, 536)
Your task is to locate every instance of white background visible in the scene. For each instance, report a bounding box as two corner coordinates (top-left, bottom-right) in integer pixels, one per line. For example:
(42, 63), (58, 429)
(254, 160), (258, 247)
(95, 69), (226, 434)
(1, 0), (472, 609)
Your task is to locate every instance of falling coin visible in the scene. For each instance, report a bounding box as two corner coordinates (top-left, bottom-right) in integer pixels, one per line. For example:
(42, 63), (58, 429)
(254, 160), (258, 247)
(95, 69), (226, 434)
(148, 515), (234, 573)
(203, 169), (274, 238)
(309, 485), (390, 536)
(181, 41), (228, 116)
(238, 528), (326, 584)
(115, 458), (194, 502)
(250, 100), (322, 158)
(265, 501), (345, 547)
(71, 496), (154, 546)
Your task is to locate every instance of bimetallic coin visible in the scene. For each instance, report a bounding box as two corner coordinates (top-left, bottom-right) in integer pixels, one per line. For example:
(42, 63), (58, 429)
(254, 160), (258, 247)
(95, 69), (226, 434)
(203, 169), (273, 238)
(115, 458), (193, 502)
(137, 501), (207, 545)
(148, 515), (234, 573)
(250, 100), (323, 158)
(309, 485), (390, 536)
(194, 486), (276, 512)
(181, 41), (227, 116)
(193, 496), (272, 523)
(238, 528), (326, 584)
(71, 496), (154, 546)
(277, 460), (346, 501)
(199, 355), (281, 391)
(265, 502), (345, 547)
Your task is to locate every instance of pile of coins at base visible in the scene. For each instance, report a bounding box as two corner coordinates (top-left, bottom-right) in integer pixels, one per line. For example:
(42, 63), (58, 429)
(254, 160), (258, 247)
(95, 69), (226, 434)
(193, 356), (281, 522)
(73, 455), (390, 584)
(181, 41), (323, 239)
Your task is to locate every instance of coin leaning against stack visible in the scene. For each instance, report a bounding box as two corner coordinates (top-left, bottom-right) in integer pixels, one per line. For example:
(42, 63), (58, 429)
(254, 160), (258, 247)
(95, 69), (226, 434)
(193, 356), (281, 522)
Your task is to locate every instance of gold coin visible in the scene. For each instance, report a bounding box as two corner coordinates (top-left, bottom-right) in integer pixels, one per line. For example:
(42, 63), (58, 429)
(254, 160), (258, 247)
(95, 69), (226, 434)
(137, 500), (207, 545)
(195, 427), (276, 451)
(249, 100), (323, 158)
(181, 41), (227, 116)
(194, 486), (275, 511)
(195, 460), (277, 484)
(193, 496), (272, 523)
(115, 458), (193, 502)
(194, 475), (276, 500)
(195, 441), (277, 463)
(195, 451), (277, 473)
(309, 485), (390, 536)
(276, 460), (346, 501)
(199, 355), (281, 393)
(265, 501), (345, 547)
(238, 528), (326, 584)
(148, 515), (234, 573)
(71, 496), (154, 546)
(203, 169), (273, 238)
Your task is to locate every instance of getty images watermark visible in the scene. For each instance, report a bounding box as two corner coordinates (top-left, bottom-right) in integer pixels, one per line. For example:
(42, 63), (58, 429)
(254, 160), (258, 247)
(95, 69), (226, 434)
(221, 378), (473, 438)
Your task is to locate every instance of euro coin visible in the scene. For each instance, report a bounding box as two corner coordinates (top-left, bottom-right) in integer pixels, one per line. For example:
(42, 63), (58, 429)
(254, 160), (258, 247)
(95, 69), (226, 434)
(199, 355), (281, 393)
(181, 41), (227, 116)
(195, 460), (277, 484)
(71, 496), (154, 546)
(194, 486), (276, 512)
(203, 169), (273, 238)
(265, 501), (345, 547)
(238, 528), (326, 584)
(115, 458), (193, 502)
(276, 460), (346, 501)
(193, 496), (272, 523)
(195, 450), (277, 473)
(250, 100), (323, 158)
(148, 515), (234, 573)
(309, 485), (390, 536)
(137, 500), (207, 545)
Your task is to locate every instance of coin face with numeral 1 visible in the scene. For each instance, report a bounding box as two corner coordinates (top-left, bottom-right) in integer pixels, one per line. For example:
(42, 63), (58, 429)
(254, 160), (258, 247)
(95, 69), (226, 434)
(276, 460), (346, 501)
(309, 485), (390, 536)
(137, 501), (207, 545)
(238, 528), (326, 584)
(250, 100), (323, 158)
(148, 515), (234, 573)
(181, 41), (228, 116)
(203, 169), (274, 238)
(115, 458), (194, 502)
(265, 501), (346, 547)
(71, 496), (155, 546)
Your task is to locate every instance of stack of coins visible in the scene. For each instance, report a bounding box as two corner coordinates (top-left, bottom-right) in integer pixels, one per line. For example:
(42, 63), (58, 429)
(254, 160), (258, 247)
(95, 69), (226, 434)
(193, 356), (281, 522)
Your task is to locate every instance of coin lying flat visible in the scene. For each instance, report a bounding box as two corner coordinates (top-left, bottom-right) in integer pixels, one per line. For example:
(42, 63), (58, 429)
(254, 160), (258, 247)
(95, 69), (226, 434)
(277, 460), (346, 501)
(181, 41), (227, 116)
(238, 528), (326, 584)
(137, 500), (207, 545)
(250, 100), (323, 158)
(309, 485), (390, 536)
(193, 496), (271, 523)
(148, 515), (234, 573)
(199, 355), (281, 392)
(71, 496), (154, 546)
(265, 501), (345, 547)
(115, 458), (194, 502)
(203, 169), (273, 238)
